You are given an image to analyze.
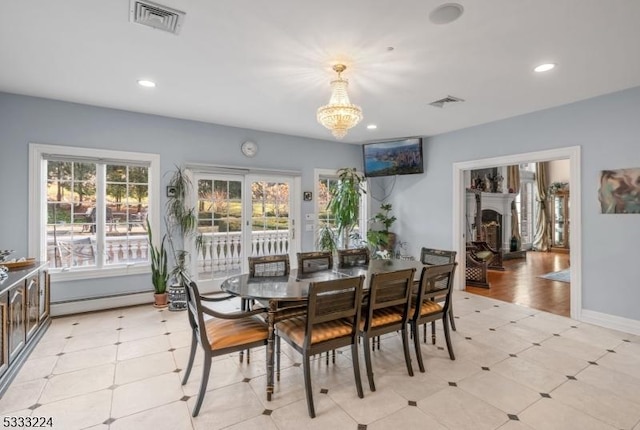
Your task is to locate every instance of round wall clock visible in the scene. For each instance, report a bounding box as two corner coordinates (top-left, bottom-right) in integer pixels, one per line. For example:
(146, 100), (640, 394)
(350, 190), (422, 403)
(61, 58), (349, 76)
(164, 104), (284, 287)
(241, 141), (258, 157)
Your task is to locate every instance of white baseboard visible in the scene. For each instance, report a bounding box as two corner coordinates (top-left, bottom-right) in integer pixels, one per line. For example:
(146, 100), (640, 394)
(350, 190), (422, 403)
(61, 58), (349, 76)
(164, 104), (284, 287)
(51, 292), (152, 317)
(580, 309), (640, 336)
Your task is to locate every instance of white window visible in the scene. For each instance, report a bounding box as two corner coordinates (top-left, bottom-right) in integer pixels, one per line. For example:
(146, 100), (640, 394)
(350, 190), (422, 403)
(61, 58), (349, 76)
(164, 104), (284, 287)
(29, 144), (160, 280)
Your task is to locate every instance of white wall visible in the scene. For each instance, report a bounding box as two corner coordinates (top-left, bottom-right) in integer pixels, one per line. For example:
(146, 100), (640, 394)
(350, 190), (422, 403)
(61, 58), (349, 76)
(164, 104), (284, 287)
(389, 86), (640, 323)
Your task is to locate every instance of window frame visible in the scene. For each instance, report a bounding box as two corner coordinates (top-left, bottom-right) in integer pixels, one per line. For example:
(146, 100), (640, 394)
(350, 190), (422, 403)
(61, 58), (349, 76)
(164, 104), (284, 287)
(29, 143), (160, 281)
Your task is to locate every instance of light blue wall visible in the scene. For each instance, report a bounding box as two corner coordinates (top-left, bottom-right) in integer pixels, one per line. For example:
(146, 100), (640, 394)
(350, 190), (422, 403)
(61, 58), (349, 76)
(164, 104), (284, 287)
(0, 92), (362, 302)
(389, 86), (640, 321)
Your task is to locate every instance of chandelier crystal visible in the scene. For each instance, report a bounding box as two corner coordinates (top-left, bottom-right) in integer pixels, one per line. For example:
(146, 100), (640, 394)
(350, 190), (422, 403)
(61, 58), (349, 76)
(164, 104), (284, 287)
(317, 64), (363, 139)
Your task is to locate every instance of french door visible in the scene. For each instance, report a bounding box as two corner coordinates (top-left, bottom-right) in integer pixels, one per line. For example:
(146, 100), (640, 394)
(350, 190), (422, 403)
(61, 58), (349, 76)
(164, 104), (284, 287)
(193, 172), (298, 291)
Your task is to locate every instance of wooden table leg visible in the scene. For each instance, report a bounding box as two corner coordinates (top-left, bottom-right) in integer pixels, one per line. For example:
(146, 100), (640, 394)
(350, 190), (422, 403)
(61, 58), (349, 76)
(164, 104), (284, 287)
(266, 300), (276, 401)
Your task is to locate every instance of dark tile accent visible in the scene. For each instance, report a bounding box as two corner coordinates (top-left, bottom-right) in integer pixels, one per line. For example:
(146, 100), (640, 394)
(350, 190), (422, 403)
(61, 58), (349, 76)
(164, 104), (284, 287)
(510, 321), (516, 324)
(566, 375), (577, 380)
(588, 361), (598, 366)
(465, 337), (472, 340)
(103, 418), (116, 425)
(114, 342), (122, 345)
(242, 378), (251, 383)
(493, 304), (499, 307)
(553, 333), (560, 336)
(118, 316), (124, 319)
(320, 388), (329, 394)
(570, 325), (578, 328)
(489, 328), (496, 331)
(481, 367), (490, 371)
(180, 395), (191, 401)
(174, 368), (182, 373)
(293, 363), (301, 367)
(358, 424), (367, 430)
(28, 403), (41, 410)
(607, 349), (616, 353)
(116, 327), (123, 331)
(532, 343), (541, 346)
(161, 319), (167, 322)
(108, 384), (118, 390)
(623, 339), (631, 342)
(408, 400), (417, 406)
(164, 332), (171, 335)
(437, 346), (444, 350)
(454, 316), (460, 319)
(56, 352), (65, 356)
(507, 414), (519, 421)
(464, 297), (470, 300)
(65, 336), (73, 339)
(540, 393), (551, 398)
(262, 409), (273, 416)
(509, 354), (517, 357)
(72, 322), (79, 326)
(448, 382), (457, 387)
(168, 347), (176, 352)
(475, 310), (481, 313)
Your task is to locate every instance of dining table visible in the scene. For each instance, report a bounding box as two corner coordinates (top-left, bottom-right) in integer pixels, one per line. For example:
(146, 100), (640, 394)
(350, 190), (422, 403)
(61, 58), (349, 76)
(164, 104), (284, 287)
(220, 258), (424, 401)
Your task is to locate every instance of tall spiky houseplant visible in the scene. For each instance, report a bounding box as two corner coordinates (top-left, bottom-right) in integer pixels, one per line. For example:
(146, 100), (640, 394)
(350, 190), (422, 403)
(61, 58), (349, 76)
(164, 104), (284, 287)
(326, 167), (366, 249)
(165, 166), (197, 287)
(147, 218), (169, 307)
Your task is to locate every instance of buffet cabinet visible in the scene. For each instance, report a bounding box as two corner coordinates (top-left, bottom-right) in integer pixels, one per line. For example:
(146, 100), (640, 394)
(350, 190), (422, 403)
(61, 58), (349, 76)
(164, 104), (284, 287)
(550, 190), (570, 251)
(0, 262), (50, 395)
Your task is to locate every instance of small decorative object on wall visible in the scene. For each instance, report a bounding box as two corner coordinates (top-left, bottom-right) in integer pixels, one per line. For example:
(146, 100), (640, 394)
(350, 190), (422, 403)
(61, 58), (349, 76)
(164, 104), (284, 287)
(303, 191), (313, 201)
(548, 181), (569, 194)
(599, 168), (640, 214)
(166, 185), (177, 198)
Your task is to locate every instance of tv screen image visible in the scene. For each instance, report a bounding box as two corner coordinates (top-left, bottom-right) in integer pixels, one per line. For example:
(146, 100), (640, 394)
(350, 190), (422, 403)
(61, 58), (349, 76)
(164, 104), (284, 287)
(362, 137), (424, 177)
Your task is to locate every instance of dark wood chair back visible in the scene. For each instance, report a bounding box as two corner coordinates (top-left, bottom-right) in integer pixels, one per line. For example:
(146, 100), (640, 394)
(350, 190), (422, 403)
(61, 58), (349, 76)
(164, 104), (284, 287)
(297, 251), (333, 273)
(248, 254), (290, 277)
(337, 247), (370, 268)
(420, 247), (456, 265)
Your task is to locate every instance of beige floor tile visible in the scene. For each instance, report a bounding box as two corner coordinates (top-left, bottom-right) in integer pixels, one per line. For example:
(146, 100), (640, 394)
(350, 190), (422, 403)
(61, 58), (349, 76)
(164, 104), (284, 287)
(12, 355), (58, 383)
(118, 322), (168, 343)
(551, 379), (640, 429)
(367, 405), (448, 430)
(39, 363), (115, 404)
(479, 303), (535, 322)
(249, 366), (307, 410)
(110, 400), (193, 430)
(517, 345), (589, 376)
(115, 350), (177, 385)
(53, 345), (117, 374)
(472, 330), (535, 355)
(424, 356), (482, 382)
(33, 389), (111, 430)
(597, 346), (640, 379)
(70, 316), (120, 336)
(0, 379), (47, 414)
(63, 330), (119, 353)
(167, 328), (193, 349)
(116, 333), (171, 361)
(497, 420), (537, 430)
(561, 324), (628, 350)
(575, 364), (640, 405)
(376, 367), (449, 402)
(448, 338), (511, 367)
(540, 335), (609, 362)
(327, 380), (407, 425)
(191, 382), (265, 430)
(181, 357), (246, 397)
(417, 386), (509, 430)
(223, 414), (279, 430)
(271, 394), (358, 429)
(29, 338), (68, 359)
(494, 321), (552, 344)
(516, 314), (574, 335)
(519, 398), (617, 430)
(111, 373), (184, 418)
(454, 312), (510, 334)
(491, 356), (567, 393)
(458, 371), (541, 414)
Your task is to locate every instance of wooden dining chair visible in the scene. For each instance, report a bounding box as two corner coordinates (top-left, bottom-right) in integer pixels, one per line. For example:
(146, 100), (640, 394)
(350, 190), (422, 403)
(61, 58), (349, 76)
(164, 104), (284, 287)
(182, 281), (269, 417)
(409, 262), (457, 372)
(337, 247), (370, 268)
(420, 247), (458, 342)
(359, 268), (416, 391)
(296, 251), (333, 273)
(248, 254), (291, 277)
(275, 275), (365, 418)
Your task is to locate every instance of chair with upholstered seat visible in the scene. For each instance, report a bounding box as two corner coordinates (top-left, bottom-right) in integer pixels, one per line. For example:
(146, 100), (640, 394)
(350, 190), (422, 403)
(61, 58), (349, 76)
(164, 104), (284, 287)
(275, 275), (365, 418)
(337, 247), (370, 268)
(409, 262), (457, 372)
(182, 281), (269, 417)
(420, 247), (458, 341)
(359, 268), (416, 391)
(297, 251), (333, 273)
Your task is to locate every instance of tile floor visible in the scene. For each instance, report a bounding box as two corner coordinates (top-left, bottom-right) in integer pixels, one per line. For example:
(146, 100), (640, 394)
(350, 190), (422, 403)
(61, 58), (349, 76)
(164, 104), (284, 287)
(1, 291), (640, 430)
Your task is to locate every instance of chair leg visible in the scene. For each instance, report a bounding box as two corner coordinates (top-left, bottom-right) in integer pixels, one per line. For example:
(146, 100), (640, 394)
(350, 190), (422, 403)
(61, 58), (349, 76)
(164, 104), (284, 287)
(332, 349), (336, 364)
(303, 354), (315, 418)
(192, 357), (211, 417)
(443, 315), (456, 361)
(412, 323), (426, 373)
(449, 305), (457, 331)
(362, 336), (376, 391)
(276, 335), (281, 381)
(182, 333), (197, 385)
(431, 321), (436, 344)
(423, 323), (427, 344)
(351, 342), (364, 399)
(401, 328), (414, 377)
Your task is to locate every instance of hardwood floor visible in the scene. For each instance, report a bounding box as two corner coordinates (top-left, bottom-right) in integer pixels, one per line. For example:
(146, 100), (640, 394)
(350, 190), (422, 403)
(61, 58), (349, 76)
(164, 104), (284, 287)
(466, 251), (570, 317)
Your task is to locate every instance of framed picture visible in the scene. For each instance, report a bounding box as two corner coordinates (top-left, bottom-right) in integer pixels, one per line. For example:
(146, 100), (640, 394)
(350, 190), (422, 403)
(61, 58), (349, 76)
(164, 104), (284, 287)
(599, 168), (640, 213)
(166, 186), (177, 198)
(303, 191), (313, 201)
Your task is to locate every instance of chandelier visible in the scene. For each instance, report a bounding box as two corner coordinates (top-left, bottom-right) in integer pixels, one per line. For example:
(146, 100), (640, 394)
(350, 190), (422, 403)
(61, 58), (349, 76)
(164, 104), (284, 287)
(317, 64), (363, 139)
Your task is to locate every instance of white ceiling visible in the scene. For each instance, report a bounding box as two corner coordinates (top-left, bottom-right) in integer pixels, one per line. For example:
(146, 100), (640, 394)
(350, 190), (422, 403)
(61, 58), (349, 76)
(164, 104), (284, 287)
(2, 0), (640, 143)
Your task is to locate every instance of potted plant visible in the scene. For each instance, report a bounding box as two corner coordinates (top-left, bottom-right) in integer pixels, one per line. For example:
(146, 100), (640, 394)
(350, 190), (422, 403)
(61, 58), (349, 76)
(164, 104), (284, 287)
(147, 218), (169, 307)
(325, 167), (366, 249)
(366, 203), (397, 256)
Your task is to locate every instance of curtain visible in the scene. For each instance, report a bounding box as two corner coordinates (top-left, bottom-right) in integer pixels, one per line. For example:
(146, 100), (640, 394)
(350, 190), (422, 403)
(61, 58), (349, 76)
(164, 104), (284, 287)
(533, 162), (551, 251)
(507, 165), (521, 249)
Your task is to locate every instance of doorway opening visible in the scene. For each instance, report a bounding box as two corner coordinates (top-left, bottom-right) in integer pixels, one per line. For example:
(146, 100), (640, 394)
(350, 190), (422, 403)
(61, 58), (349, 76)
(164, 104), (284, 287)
(452, 146), (581, 320)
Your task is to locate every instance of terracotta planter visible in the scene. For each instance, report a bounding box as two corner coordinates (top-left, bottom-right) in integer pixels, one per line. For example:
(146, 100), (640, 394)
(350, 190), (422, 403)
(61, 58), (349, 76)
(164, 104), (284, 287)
(153, 292), (168, 308)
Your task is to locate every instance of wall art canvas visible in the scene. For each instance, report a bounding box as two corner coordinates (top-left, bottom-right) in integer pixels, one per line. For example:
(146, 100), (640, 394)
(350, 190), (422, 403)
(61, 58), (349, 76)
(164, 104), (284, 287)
(598, 168), (640, 213)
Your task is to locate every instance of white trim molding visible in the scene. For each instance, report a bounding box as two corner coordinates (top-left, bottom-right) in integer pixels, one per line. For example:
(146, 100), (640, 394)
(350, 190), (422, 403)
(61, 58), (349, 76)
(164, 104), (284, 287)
(452, 146), (582, 320)
(580, 309), (640, 336)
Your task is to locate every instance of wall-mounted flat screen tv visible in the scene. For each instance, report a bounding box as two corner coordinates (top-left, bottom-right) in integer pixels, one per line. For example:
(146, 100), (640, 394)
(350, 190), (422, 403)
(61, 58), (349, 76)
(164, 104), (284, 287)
(362, 137), (424, 178)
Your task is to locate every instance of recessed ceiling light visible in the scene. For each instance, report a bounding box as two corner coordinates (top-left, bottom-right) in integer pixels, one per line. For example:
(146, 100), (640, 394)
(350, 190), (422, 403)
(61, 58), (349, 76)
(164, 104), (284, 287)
(534, 63), (556, 73)
(137, 80), (156, 88)
(367, 124), (378, 130)
(429, 3), (464, 25)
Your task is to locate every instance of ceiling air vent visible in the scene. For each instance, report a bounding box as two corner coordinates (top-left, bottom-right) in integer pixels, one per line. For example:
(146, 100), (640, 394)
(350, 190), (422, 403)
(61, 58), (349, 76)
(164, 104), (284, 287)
(429, 95), (465, 108)
(129, 0), (185, 35)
